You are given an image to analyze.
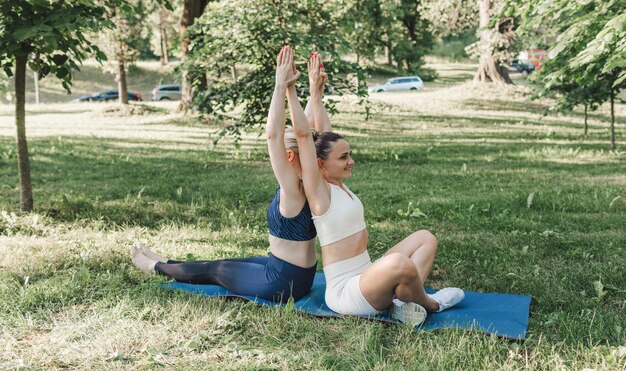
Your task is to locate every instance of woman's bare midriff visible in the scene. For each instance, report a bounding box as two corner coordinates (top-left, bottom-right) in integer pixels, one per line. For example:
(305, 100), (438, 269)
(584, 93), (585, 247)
(321, 229), (369, 266)
(269, 235), (317, 268)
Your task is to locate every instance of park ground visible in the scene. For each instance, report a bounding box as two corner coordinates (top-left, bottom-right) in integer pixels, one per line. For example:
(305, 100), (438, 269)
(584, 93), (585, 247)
(0, 61), (625, 369)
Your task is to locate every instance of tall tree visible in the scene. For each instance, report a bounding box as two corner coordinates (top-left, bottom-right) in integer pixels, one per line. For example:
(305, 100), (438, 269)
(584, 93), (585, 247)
(147, 1), (180, 66)
(178, 0), (210, 111)
(342, 0), (433, 71)
(514, 0), (626, 149)
(394, 0), (434, 71)
(0, 0), (112, 211)
(422, 0), (477, 39)
(158, 5), (171, 65)
(467, 0), (514, 84)
(99, 0), (152, 105)
(340, 0), (385, 63)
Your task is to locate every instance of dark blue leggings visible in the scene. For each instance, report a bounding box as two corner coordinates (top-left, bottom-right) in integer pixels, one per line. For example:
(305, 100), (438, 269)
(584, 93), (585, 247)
(155, 254), (316, 303)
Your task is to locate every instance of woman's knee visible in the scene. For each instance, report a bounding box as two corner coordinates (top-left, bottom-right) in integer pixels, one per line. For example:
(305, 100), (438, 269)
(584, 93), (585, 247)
(380, 253), (418, 280)
(413, 230), (438, 249)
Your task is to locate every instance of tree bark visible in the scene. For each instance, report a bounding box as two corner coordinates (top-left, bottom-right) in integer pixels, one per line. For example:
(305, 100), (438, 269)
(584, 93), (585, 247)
(159, 6), (169, 66)
(474, 0), (512, 85)
(610, 90), (616, 150)
(33, 71), (40, 105)
(585, 104), (589, 137)
(14, 53), (34, 212)
(117, 49), (129, 105)
(159, 24), (166, 65)
(385, 37), (393, 66)
(163, 22), (169, 65)
(231, 65), (238, 82)
(178, 0), (209, 112)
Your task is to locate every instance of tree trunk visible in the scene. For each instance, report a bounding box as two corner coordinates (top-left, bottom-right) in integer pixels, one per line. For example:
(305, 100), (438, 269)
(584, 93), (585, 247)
(178, 0), (209, 112)
(585, 104), (589, 137)
(231, 65), (238, 82)
(118, 51), (129, 105)
(159, 25), (166, 65)
(33, 71), (40, 105)
(610, 90), (616, 150)
(199, 74), (208, 92)
(385, 42), (393, 66)
(159, 7), (169, 66)
(474, 0), (512, 85)
(163, 22), (169, 65)
(14, 53), (34, 212)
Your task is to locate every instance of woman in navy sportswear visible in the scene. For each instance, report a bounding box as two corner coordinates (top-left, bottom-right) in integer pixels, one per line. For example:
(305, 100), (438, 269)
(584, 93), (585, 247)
(131, 46), (331, 303)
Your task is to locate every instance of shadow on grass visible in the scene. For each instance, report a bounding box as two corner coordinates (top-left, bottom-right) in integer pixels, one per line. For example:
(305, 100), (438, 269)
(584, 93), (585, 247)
(1, 135), (623, 230)
(463, 98), (551, 114)
(0, 137), (276, 229)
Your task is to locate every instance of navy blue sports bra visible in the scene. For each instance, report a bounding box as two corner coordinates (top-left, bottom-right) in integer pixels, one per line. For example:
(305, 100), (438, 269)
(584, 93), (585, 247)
(267, 187), (317, 241)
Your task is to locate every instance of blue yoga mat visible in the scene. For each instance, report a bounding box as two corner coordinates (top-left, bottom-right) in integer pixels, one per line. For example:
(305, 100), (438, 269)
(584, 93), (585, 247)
(163, 272), (532, 340)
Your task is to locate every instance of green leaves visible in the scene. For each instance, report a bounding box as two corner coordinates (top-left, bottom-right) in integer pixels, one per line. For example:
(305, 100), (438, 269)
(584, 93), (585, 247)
(51, 54), (68, 66)
(185, 0), (370, 140)
(0, 0), (122, 91)
(512, 0), (625, 148)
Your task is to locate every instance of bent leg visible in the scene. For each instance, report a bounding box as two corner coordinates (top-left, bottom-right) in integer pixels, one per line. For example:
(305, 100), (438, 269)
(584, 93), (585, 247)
(359, 253), (439, 312)
(384, 230), (438, 283)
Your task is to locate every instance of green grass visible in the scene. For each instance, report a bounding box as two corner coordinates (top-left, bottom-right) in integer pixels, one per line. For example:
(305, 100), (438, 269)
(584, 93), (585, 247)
(1, 62), (625, 369)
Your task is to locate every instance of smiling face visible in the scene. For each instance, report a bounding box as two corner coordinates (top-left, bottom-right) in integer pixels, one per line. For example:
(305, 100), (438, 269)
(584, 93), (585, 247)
(318, 139), (354, 182)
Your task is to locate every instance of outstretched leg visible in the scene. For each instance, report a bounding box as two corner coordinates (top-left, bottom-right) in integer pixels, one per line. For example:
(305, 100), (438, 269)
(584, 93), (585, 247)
(155, 255), (269, 286)
(154, 255), (311, 303)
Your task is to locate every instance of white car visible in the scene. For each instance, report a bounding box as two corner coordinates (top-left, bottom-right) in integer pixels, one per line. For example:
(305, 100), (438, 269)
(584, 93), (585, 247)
(368, 76), (424, 93)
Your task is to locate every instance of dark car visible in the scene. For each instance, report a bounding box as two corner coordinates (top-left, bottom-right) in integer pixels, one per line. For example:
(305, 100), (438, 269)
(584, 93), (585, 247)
(77, 89), (142, 102)
(511, 60), (536, 75)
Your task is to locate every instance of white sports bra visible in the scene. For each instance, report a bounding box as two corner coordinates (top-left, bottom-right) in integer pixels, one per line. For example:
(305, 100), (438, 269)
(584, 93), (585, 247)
(312, 183), (366, 246)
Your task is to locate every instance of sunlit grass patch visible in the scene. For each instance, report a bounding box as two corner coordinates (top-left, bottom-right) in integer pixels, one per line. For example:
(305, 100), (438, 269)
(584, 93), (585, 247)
(517, 146), (625, 164)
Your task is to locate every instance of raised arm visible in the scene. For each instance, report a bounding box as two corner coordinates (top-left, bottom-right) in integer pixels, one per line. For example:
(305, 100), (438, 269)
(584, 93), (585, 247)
(266, 46), (302, 196)
(307, 52), (332, 133)
(286, 55), (330, 215)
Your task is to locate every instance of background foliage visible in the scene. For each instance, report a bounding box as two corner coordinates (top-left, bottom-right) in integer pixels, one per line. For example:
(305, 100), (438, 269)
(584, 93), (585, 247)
(185, 0), (369, 140)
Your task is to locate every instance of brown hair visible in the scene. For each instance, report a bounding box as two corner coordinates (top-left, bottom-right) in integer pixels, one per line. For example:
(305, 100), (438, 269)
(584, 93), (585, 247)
(314, 132), (345, 160)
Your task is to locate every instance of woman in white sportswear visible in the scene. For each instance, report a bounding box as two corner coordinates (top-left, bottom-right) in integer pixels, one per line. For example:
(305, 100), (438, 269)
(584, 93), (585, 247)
(285, 49), (465, 326)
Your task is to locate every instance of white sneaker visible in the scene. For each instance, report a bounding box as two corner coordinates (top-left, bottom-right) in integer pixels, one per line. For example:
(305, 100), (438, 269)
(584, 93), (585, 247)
(389, 301), (427, 327)
(428, 288), (464, 312)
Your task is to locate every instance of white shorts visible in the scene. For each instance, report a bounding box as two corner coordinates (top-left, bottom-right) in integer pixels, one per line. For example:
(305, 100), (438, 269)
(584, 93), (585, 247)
(323, 251), (380, 316)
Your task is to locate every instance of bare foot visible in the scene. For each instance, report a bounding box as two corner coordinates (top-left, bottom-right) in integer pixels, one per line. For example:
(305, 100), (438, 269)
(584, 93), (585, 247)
(139, 243), (167, 263)
(131, 245), (157, 274)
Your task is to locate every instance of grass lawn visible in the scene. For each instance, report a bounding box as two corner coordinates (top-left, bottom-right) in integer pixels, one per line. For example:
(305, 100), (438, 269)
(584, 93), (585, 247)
(0, 61), (625, 369)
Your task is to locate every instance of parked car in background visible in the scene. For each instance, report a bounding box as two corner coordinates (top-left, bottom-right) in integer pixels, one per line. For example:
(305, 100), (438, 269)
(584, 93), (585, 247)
(368, 76), (424, 93)
(152, 84), (182, 101)
(76, 90), (142, 102)
(511, 59), (536, 74)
